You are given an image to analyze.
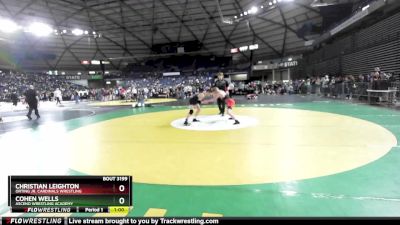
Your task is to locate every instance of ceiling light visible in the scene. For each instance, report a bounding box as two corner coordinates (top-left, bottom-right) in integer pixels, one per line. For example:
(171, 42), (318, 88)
(0, 19), (20, 33)
(249, 6), (258, 14)
(362, 5), (370, 11)
(72, 29), (83, 36)
(28, 22), (52, 37)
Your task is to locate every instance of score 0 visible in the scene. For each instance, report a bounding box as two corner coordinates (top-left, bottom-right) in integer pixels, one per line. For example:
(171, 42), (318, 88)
(102, 176), (131, 206)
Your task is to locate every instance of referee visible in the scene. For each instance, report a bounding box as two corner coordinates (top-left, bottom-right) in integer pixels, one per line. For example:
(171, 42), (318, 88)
(24, 85), (40, 120)
(214, 72), (229, 116)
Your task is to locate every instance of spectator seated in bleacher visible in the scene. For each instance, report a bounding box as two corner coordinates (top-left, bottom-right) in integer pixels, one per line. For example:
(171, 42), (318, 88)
(0, 72), (87, 103)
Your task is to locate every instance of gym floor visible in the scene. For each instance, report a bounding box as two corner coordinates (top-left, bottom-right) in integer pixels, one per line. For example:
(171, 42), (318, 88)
(1, 95), (400, 217)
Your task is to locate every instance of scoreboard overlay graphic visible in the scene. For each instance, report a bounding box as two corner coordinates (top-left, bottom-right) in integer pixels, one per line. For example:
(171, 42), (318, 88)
(8, 176), (132, 213)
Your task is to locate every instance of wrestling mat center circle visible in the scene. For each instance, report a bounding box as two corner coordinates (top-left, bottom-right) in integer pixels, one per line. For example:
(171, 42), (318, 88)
(170, 114), (259, 131)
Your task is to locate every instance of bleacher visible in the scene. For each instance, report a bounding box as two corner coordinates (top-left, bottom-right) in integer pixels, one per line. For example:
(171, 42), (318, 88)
(305, 58), (340, 76)
(342, 39), (399, 75)
(354, 12), (400, 50)
(304, 11), (400, 76)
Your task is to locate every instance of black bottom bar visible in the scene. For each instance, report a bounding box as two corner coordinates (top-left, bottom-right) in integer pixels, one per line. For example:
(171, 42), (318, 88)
(3, 217), (400, 225)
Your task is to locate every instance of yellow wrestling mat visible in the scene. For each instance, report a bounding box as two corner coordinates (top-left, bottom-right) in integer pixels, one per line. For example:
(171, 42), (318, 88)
(88, 98), (177, 106)
(67, 107), (396, 185)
